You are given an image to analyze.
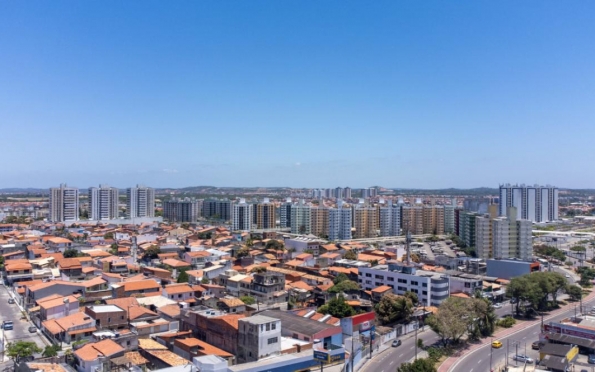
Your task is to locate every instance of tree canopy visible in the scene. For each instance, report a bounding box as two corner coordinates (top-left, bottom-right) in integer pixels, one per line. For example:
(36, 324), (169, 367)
(318, 296), (356, 318)
(333, 273), (349, 285)
(177, 269), (189, 283)
(63, 248), (82, 258)
(240, 295), (256, 305)
(566, 284), (583, 301)
(42, 345), (61, 358)
(7, 341), (42, 363)
(143, 245), (161, 260)
(397, 357), (437, 372)
(343, 250), (357, 260)
(328, 280), (360, 294)
(375, 293), (414, 325)
(265, 240), (284, 251)
(506, 271), (568, 314)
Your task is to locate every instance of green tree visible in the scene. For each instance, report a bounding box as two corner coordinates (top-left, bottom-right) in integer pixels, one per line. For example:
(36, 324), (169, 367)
(7, 341), (42, 364)
(571, 245), (586, 252)
(375, 293), (414, 325)
(103, 232), (114, 240)
(177, 269), (189, 283)
(343, 250), (357, 260)
(250, 266), (267, 273)
(426, 297), (472, 346)
(63, 248), (81, 258)
(334, 273), (349, 285)
(0, 255), (5, 270)
(328, 280), (360, 294)
(109, 243), (119, 255)
(181, 223), (190, 230)
(265, 240), (284, 251)
(468, 297), (497, 339)
(318, 296), (356, 318)
(506, 275), (543, 315)
(404, 291), (419, 306)
(236, 247), (250, 258)
(201, 277), (210, 284)
(240, 295), (256, 305)
(42, 344), (61, 358)
(566, 284), (583, 301)
(397, 358), (437, 372)
(144, 245), (161, 260)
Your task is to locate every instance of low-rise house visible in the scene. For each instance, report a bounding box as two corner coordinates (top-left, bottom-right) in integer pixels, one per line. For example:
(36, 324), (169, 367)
(183, 251), (211, 269)
(38, 294), (80, 321)
(217, 297), (246, 314)
(26, 280), (86, 307)
(4, 260), (33, 283)
(161, 259), (191, 272)
(173, 337), (234, 365)
(85, 305), (128, 330)
(81, 277), (111, 302)
(162, 283), (194, 302)
(45, 237), (73, 250)
(237, 315), (282, 363)
(57, 258), (84, 281)
(74, 339), (125, 372)
(130, 317), (171, 337)
(112, 279), (161, 298)
(181, 309), (245, 355)
(42, 312), (97, 345)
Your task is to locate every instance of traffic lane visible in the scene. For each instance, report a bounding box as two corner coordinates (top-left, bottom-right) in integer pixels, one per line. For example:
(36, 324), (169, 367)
(361, 331), (439, 372)
(452, 297), (595, 372)
(0, 286), (46, 350)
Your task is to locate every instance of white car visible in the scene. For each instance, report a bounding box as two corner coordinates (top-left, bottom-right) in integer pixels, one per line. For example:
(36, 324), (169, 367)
(513, 355), (534, 364)
(493, 303), (503, 309)
(565, 274), (571, 278)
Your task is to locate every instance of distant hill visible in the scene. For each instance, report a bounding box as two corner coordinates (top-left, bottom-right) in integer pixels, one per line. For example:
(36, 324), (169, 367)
(0, 188), (48, 194)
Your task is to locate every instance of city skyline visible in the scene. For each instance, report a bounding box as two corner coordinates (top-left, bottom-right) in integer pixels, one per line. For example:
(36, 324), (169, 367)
(2, 1), (595, 188)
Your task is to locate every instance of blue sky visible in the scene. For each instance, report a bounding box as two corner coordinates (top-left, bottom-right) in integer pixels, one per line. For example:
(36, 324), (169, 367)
(1, 1), (594, 189)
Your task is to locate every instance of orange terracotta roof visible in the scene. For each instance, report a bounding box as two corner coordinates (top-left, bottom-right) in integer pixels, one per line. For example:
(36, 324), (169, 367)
(163, 283), (193, 295)
(75, 339), (125, 361)
(371, 285), (392, 293)
(123, 279), (161, 291)
(175, 338), (233, 358)
(157, 304), (181, 318)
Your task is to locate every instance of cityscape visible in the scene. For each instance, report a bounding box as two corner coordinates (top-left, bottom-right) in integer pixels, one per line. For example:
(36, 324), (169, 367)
(2, 2), (595, 372)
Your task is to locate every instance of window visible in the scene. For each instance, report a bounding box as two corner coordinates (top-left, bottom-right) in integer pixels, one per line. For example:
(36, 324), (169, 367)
(108, 317), (111, 323)
(271, 322), (276, 330)
(268, 337), (278, 344)
(422, 291), (427, 295)
(121, 316), (124, 320)
(365, 273), (372, 278)
(293, 333), (299, 339)
(422, 283), (428, 287)
(304, 337), (310, 341)
(266, 323), (271, 331)
(374, 275), (384, 280)
(387, 277), (394, 282)
(411, 281), (418, 286)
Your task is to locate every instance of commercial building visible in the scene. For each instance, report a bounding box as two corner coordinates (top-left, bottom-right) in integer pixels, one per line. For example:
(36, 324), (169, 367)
(163, 198), (200, 222)
(328, 200), (352, 241)
(358, 262), (450, 307)
(126, 185), (155, 218)
(499, 184), (559, 222)
(379, 200), (401, 237)
(88, 185), (119, 221)
(486, 259), (539, 280)
(232, 199), (253, 231)
(49, 184), (79, 223)
(237, 315), (282, 363)
(253, 198), (276, 230)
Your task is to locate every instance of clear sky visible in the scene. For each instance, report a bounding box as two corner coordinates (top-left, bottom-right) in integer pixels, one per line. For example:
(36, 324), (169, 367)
(1, 1), (594, 189)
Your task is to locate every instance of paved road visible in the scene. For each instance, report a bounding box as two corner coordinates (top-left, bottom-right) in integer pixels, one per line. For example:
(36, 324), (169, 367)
(449, 295), (595, 372)
(360, 328), (440, 372)
(0, 284), (48, 363)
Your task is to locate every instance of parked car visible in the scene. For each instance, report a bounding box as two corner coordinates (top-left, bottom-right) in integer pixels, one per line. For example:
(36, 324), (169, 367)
(588, 354), (595, 364)
(513, 355), (534, 364)
(531, 341), (543, 350)
(565, 274), (571, 278)
(392, 339), (402, 347)
(7, 298), (14, 304)
(493, 303), (502, 309)
(510, 298), (518, 304)
(28, 326), (37, 333)
(492, 340), (503, 349)
(2, 320), (13, 330)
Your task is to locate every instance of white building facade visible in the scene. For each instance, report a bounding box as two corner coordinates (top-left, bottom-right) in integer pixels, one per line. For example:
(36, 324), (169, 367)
(126, 185), (155, 218)
(49, 184), (79, 223)
(499, 184), (559, 222)
(88, 185), (119, 221)
(232, 199), (253, 231)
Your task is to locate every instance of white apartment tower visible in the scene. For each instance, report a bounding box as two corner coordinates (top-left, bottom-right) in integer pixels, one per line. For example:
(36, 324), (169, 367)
(290, 199), (311, 235)
(88, 185), (119, 221)
(126, 185), (155, 218)
(279, 198), (292, 228)
(379, 200), (401, 237)
(491, 207), (533, 261)
(49, 184), (80, 223)
(444, 198), (457, 234)
(232, 198), (253, 231)
(329, 200), (352, 241)
(499, 184), (559, 222)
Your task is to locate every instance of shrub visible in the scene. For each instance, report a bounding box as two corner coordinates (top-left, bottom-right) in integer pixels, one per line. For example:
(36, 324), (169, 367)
(498, 316), (516, 328)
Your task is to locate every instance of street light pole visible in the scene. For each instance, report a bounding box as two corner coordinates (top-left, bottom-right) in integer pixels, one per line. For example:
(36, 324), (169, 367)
(490, 337), (493, 372)
(415, 323), (418, 361)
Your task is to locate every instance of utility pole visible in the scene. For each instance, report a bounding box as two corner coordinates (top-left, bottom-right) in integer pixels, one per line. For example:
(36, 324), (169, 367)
(406, 222), (412, 265)
(490, 337), (493, 372)
(415, 322), (418, 360)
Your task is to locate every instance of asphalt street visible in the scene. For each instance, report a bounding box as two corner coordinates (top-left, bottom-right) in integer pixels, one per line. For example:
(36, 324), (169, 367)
(0, 284), (48, 366)
(449, 295), (595, 372)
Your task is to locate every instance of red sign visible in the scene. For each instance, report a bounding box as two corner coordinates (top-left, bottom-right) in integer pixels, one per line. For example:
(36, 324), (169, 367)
(352, 312), (375, 326)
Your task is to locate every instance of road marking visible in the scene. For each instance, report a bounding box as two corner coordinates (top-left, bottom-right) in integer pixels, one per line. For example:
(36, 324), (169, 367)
(390, 361), (394, 365)
(522, 336), (526, 340)
(478, 360), (482, 364)
(399, 354), (403, 358)
(470, 369), (473, 372)
(410, 346), (414, 350)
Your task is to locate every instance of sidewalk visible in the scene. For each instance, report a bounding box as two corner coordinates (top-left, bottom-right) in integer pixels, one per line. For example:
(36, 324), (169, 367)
(438, 289), (595, 372)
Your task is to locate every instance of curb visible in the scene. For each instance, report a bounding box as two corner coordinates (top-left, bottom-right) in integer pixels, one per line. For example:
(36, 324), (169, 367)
(440, 290), (595, 372)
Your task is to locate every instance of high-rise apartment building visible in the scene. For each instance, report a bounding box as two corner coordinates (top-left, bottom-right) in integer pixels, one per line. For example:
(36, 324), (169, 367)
(379, 200), (401, 237)
(423, 205), (444, 235)
(254, 198), (276, 230)
(126, 185), (155, 218)
(499, 184), (559, 222)
(334, 187), (344, 200)
(344, 187), (352, 199)
(202, 199), (232, 221)
(88, 185), (119, 221)
(458, 211), (478, 248)
(310, 206), (329, 238)
(352, 204), (378, 239)
(232, 199), (253, 231)
(444, 198), (459, 234)
(328, 200), (352, 241)
(49, 184), (80, 223)
(401, 204), (424, 235)
(279, 198), (292, 228)
(163, 198), (199, 222)
(290, 199), (311, 235)
(362, 187), (379, 199)
(475, 206), (532, 261)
